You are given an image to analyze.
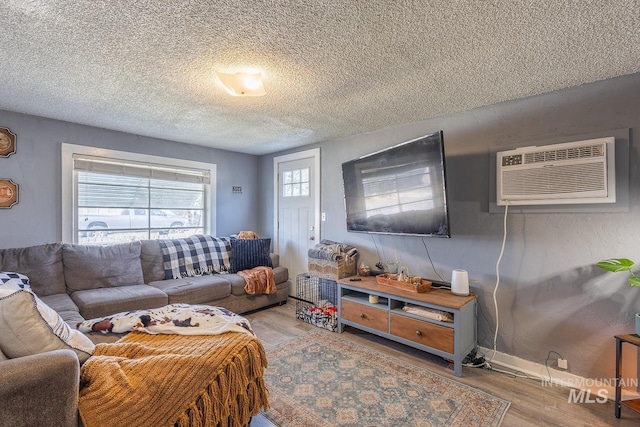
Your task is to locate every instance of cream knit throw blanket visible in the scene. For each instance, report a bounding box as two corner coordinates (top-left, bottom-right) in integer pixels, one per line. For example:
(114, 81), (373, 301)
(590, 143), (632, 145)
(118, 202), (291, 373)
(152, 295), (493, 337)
(79, 331), (269, 427)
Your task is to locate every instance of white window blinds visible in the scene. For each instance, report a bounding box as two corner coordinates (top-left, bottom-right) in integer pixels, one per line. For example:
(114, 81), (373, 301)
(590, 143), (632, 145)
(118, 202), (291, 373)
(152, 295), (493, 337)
(73, 154), (211, 184)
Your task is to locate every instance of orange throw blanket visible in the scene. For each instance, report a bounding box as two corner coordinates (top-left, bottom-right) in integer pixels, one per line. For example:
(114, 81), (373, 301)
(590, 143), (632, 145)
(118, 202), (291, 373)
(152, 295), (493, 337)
(238, 266), (276, 295)
(79, 331), (269, 427)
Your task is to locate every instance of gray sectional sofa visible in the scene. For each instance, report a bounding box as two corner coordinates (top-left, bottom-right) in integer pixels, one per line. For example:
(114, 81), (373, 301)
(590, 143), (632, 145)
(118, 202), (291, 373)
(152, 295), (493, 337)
(0, 237), (289, 426)
(0, 239), (289, 328)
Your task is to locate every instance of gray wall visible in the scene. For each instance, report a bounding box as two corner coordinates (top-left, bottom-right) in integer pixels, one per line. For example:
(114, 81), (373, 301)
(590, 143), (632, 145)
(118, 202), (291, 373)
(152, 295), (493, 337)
(0, 109), (260, 249)
(1, 72), (637, 380)
(259, 73), (640, 380)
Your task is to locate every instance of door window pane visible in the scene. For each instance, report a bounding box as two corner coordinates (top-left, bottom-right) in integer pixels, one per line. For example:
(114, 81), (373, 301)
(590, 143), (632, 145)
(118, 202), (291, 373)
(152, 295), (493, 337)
(282, 167), (310, 198)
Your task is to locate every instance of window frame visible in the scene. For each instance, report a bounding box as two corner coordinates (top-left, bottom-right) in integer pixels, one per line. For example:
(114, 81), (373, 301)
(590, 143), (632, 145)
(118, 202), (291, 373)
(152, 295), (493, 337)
(61, 143), (216, 243)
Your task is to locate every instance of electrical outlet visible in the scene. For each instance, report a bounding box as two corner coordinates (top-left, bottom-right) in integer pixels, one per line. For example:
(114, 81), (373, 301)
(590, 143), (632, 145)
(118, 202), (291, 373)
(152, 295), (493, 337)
(558, 358), (568, 369)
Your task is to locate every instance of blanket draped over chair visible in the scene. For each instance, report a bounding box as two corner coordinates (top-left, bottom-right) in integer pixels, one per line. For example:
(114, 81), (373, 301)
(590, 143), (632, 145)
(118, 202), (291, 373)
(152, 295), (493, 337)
(78, 331), (269, 427)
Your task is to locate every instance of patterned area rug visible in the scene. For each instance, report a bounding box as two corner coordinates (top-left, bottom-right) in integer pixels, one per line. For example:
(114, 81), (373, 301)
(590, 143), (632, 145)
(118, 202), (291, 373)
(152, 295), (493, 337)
(263, 331), (510, 427)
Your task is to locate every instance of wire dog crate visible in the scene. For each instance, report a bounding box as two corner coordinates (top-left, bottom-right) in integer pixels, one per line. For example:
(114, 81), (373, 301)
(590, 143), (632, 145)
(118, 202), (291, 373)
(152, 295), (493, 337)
(295, 273), (338, 332)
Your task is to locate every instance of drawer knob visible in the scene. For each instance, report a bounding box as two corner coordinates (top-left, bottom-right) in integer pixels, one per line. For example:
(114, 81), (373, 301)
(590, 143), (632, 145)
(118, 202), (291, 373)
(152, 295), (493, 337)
(416, 330), (422, 336)
(360, 313), (366, 319)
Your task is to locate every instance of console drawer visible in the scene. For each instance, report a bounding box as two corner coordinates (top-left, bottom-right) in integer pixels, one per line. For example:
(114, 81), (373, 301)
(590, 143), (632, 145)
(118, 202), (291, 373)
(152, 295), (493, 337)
(341, 299), (387, 332)
(390, 313), (454, 354)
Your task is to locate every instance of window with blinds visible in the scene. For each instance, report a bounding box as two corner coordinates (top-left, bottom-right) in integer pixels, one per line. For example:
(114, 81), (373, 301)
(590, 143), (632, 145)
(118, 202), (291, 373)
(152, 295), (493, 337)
(62, 145), (215, 244)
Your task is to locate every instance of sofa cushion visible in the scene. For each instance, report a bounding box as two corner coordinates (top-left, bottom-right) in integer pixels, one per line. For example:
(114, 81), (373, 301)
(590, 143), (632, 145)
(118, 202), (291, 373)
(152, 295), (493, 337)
(0, 288), (94, 363)
(270, 253), (280, 268)
(71, 285), (168, 320)
(58, 310), (86, 329)
(39, 293), (80, 313)
(0, 243), (65, 296)
(63, 242), (144, 292)
(149, 276), (231, 305)
(140, 239), (165, 283)
(159, 235), (232, 279)
(228, 274), (251, 296)
(273, 266), (289, 286)
(229, 238), (273, 273)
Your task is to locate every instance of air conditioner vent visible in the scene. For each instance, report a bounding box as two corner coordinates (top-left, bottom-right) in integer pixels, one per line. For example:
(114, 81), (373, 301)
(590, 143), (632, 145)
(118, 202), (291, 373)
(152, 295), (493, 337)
(524, 144), (605, 165)
(496, 137), (615, 206)
(502, 163), (605, 196)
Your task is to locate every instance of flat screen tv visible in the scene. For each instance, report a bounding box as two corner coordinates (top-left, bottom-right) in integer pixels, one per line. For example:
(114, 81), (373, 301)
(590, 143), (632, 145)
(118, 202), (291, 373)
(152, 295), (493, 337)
(342, 131), (450, 237)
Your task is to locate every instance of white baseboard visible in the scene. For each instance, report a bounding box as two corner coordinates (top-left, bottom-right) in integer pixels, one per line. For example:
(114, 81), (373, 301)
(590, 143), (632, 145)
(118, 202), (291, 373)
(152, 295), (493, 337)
(478, 346), (640, 402)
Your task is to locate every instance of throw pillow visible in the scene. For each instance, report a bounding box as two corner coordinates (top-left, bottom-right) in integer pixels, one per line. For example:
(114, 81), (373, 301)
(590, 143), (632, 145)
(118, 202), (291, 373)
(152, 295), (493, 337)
(229, 238), (273, 273)
(0, 271), (30, 289)
(0, 288), (94, 363)
(159, 235), (231, 279)
(0, 282), (30, 292)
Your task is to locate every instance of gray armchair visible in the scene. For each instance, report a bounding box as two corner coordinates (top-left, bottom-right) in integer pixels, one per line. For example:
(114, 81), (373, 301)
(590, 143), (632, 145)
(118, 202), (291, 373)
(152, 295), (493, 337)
(0, 349), (79, 427)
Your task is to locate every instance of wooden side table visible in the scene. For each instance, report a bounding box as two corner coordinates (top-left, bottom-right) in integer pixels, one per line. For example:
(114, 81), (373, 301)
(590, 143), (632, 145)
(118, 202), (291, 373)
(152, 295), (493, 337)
(615, 334), (640, 418)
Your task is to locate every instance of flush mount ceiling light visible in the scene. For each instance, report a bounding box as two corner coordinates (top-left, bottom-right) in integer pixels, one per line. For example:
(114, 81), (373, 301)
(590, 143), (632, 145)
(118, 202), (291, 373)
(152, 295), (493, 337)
(216, 71), (266, 96)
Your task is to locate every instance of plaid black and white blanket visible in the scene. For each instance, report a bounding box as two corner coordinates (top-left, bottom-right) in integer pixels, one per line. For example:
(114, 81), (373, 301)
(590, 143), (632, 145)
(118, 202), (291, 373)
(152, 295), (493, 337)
(159, 235), (231, 279)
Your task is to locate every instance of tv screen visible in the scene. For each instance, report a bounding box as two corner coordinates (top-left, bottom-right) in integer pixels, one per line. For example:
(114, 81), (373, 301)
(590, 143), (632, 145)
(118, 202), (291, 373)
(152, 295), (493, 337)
(342, 131), (450, 237)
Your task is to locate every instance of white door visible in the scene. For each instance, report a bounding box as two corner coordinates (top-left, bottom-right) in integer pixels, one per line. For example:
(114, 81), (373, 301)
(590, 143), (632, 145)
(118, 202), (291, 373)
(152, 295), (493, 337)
(274, 148), (320, 287)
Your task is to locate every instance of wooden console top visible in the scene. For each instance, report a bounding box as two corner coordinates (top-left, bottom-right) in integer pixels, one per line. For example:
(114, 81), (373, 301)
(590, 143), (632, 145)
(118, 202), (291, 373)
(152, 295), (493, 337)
(337, 275), (476, 310)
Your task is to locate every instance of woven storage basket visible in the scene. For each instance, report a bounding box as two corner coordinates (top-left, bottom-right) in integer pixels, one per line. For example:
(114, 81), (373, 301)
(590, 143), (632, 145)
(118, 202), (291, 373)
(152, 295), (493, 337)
(308, 256), (356, 280)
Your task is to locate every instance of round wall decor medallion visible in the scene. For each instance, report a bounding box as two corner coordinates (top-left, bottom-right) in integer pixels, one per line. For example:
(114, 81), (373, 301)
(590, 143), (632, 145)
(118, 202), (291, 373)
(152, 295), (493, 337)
(0, 127), (16, 157)
(0, 179), (18, 208)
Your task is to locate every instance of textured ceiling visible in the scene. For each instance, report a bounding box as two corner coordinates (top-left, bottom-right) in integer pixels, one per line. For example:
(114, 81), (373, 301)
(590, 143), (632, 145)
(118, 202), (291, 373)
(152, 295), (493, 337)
(1, 1), (639, 155)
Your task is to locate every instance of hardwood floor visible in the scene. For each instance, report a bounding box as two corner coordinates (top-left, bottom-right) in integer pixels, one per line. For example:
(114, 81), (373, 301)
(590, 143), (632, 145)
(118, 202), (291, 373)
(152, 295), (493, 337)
(246, 301), (640, 427)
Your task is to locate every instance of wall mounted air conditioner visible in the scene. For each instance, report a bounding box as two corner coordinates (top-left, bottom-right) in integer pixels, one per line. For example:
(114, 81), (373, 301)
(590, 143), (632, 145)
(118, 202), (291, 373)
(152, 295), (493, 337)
(496, 137), (616, 206)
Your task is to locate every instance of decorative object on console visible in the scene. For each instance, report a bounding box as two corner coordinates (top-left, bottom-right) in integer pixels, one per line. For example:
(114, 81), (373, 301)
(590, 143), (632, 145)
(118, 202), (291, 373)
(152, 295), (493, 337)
(0, 178), (18, 208)
(376, 273), (431, 293)
(385, 260), (398, 273)
(358, 262), (371, 276)
(451, 269), (470, 296)
(0, 127), (16, 157)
